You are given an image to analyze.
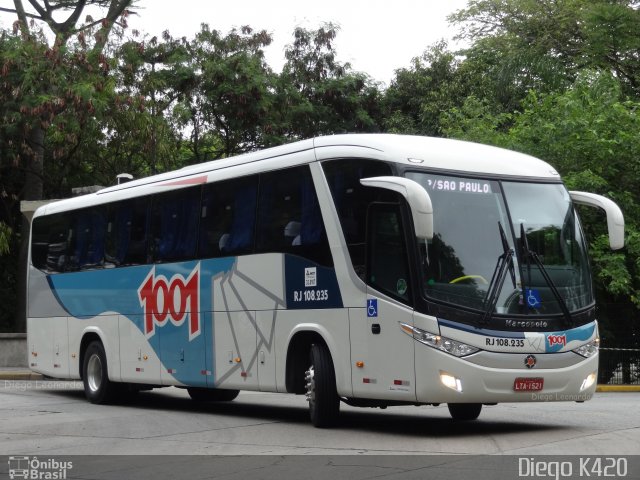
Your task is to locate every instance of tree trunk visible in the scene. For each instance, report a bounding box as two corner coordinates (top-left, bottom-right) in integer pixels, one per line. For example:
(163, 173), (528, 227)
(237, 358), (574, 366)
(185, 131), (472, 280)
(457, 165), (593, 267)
(24, 125), (45, 201)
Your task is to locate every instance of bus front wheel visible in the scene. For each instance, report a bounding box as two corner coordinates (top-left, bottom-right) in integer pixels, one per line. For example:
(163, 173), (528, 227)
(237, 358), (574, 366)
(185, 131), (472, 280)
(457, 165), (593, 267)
(82, 341), (119, 404)
(305, 343), (339, 427)
(447, 403), (482, 421)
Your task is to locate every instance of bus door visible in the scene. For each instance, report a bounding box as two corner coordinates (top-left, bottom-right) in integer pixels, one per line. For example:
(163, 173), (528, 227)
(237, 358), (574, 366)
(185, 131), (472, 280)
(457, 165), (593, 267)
(349, 202), (416, 401)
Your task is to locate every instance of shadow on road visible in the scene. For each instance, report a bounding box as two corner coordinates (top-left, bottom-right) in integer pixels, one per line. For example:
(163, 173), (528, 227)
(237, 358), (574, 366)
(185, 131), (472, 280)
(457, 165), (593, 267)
(44, 386), (563, 438)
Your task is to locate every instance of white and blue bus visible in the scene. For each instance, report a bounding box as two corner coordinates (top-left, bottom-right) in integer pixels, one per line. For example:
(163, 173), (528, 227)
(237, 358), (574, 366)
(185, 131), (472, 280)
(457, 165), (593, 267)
(27, 134), (624, 426)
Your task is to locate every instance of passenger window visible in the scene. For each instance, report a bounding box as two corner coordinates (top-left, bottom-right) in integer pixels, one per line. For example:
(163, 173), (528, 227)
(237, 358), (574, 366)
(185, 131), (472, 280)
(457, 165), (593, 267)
(68, 207), (107, 270)
(322, 159), (394, 276)
(31, 213), (71, 273)
(149, 187), (201, 263)
(367, 203), (411, 303)
(199, 176), (258, 258)
(256, 166), (332, 266)
(105, 197), (149, 266)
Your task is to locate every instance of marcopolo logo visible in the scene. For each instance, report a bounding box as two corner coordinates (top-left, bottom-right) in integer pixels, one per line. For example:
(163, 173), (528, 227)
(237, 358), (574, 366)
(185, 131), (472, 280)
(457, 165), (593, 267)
(8, 456), (73, 479)
(137, 263), (201, 340)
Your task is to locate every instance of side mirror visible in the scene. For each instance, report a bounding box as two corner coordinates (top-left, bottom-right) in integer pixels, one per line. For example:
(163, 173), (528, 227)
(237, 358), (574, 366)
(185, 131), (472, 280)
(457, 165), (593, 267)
(569, 191), (625, 250)
(361, 176), (433, 240)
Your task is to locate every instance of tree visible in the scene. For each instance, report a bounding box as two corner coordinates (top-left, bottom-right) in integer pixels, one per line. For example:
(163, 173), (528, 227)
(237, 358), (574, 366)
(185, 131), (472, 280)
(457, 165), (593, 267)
(183, 24), (276, 159)
(279, 24), (382, 139)
(448, 0), (640, 105)
(383, 41), (470, 136)
(115, 30), (193, 174)
(1, 0), (135, 200)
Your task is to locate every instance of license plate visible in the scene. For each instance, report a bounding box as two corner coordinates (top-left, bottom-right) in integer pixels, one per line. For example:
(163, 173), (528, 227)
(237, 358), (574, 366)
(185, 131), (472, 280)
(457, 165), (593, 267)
(514, 377), (544, 391)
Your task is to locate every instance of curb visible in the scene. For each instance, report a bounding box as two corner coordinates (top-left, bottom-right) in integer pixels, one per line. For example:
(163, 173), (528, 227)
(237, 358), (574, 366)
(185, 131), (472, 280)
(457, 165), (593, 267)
(0, 371), (44, 381)
(596, 385), (640, 392)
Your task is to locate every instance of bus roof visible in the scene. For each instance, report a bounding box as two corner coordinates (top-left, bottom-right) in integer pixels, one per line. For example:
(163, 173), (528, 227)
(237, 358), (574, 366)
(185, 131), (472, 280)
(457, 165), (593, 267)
(34, 134), (560, 217)
(313, 134), (559, 180)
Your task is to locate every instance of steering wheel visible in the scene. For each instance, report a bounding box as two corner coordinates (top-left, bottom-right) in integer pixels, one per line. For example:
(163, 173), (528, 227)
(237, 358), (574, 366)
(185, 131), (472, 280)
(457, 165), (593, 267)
(449, 275), (489, 285)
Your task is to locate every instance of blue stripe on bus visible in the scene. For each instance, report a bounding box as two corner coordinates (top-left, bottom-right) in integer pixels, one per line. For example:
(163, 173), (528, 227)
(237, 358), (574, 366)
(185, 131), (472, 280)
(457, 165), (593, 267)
(438, 318), (597, 353)
(48, 257), (236, 387)
(45, 254), (342, 387)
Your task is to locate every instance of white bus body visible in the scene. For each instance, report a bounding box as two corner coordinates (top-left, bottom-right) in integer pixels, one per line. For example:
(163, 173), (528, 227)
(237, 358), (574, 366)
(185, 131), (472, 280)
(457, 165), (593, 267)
(27, 134), (624, 426)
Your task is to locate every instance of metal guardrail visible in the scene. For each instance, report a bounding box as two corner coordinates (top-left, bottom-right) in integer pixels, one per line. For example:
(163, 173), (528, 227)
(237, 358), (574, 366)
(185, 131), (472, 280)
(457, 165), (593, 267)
(598, 348), (640, 385)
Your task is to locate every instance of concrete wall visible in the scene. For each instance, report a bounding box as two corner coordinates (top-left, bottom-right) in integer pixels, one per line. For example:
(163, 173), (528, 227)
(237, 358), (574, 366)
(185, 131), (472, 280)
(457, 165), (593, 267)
(0, 333), (27, 367)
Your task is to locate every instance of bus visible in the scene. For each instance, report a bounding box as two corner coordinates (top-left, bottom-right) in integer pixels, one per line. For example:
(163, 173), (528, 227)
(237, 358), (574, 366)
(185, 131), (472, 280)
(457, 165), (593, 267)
(27, 134), (624, 427)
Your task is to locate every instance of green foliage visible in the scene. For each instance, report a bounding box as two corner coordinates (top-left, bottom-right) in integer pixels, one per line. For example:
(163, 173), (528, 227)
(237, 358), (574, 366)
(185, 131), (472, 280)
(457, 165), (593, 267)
(440, 95), (513, 146)
(449, 0), (640, 107)
(279, 24), (382, 139)
(383, 41), (467, 136)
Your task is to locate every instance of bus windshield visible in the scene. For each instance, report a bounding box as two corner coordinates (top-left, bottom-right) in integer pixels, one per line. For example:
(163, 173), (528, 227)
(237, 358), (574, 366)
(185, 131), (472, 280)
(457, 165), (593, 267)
(405, 172), (594, 316)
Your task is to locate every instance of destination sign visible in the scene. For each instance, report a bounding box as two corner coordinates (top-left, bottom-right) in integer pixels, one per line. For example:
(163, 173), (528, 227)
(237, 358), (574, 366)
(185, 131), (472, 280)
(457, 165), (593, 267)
(425, 177), (493, 194)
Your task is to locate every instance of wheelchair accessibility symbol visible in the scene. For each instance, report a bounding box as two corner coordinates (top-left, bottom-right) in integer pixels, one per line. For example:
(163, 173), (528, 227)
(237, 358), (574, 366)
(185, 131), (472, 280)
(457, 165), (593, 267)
(525, 288), (541, 308)
(367, 299), (378, 317)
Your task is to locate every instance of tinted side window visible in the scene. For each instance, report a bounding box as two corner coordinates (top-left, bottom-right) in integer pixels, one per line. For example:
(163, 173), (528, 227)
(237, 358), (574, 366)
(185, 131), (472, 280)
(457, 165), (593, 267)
(256, 166), (332, 266)
(149, 187), (201, 263)
(367, 203), (411, 303)
(67, 207), (107, 270)
(322, 159), (393, 274)
(105, 197), (149, 266)
(199, 176), (258, 258)
(31, 213), (71, 272)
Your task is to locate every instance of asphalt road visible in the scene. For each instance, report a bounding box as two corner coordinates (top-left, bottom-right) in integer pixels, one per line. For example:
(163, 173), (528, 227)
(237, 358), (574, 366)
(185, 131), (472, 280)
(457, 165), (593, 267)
(0, 380), (638, 457)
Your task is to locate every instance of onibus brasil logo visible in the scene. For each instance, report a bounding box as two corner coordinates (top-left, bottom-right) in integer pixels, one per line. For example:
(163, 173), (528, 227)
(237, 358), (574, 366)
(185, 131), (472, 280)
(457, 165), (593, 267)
(137, 263), (201, 341)
(8, 456), (73, 479)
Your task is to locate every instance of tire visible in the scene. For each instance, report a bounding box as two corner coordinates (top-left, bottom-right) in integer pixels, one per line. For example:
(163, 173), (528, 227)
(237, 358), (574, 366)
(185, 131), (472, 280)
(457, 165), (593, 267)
(447, 403), (482, 421)
(82, 341), (119, 404)
(187, 387), (240, 402)
(305, 343), (340, 428)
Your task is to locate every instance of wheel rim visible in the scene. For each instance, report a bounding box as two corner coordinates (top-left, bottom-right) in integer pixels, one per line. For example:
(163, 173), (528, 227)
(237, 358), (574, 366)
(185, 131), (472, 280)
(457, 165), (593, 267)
(305, 365), (316, 409)
(87, 353), (103, 393)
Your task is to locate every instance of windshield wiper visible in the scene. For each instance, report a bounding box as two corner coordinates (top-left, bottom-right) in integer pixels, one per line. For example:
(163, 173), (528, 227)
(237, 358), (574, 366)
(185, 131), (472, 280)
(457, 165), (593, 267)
(519, 223), (573, 327)
(480, 222), (516, 327)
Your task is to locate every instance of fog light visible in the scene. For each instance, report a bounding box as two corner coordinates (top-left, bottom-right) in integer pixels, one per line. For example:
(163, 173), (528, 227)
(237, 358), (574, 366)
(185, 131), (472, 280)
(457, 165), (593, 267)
(580, 372), (597, 392)
(440, 371), (463, 393)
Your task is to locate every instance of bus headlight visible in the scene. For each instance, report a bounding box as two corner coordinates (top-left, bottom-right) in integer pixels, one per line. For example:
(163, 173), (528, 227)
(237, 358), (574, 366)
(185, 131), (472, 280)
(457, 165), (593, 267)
(400, 323), (480, 357)
(572, 338), (599, 358)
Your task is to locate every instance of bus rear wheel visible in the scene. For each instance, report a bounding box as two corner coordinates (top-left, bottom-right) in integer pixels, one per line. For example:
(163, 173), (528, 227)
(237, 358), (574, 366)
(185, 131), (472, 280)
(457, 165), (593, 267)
(82, 341), (119, 404)
(187, 387), (239, 402)
(305, 343), (339, 428)
(447, 403), (482, 421)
